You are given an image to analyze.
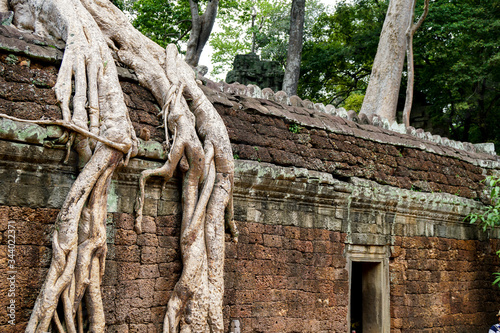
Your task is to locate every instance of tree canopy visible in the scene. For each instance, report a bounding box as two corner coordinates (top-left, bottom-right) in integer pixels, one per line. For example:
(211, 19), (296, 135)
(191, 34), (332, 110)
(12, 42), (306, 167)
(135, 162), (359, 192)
(126, 0), (193, 48)
(412, 0), (500, 146)
(209, 0), (327, 79)
(300, 0), (499, 147)
(115, 0), (238, 53)
(120, 0), (499, 147)
(298, 0), (387, 109)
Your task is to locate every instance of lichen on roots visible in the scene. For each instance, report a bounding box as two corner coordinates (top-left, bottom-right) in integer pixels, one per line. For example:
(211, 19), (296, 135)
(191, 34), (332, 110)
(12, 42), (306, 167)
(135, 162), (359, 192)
(4, 1), (235, 332)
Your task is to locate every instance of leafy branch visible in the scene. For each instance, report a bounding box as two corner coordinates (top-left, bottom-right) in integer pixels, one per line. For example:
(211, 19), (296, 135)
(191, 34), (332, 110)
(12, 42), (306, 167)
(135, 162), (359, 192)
(288, 122), (302, 134)
(467, 175), (500, 231)
(467, 175), (500, 287)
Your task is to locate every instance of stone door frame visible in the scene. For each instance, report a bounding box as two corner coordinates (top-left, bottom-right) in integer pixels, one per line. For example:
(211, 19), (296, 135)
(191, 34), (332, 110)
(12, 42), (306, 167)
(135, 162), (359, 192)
(346, 244), (390, 333)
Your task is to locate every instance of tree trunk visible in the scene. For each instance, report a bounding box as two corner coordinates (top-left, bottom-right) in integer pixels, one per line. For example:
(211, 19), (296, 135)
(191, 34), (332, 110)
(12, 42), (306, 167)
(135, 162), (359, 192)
(402, 0), (429, 127)
(360, 0), (414, 123)
(185, 0), (219, 67)
(461, 110), (472, 142)
(1, 1), (235, 332)
(282, 0), (305, 96)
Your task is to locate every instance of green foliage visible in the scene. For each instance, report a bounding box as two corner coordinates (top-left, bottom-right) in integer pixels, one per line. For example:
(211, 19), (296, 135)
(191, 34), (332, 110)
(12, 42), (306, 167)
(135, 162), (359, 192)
(468, 175), (500, 287)
(288, 122), (302, 134)
(493, 271), (500, 287)
(209, 0), (327, 79)
(111, 0), (126, 11)
(297, 0), (387, 105)
(118, 0), (238, 51)
(114, 0), (499, 147)
(209, 0), (287, 77)
(468, 176), (500, 231)
(299, 0), (499, 147)
(412, 0), (500, 147)
(128, 0), (192, 48)
(410, 184), (422, 192)
(5, 54), (18, 64)
(342, 93), (365, 112)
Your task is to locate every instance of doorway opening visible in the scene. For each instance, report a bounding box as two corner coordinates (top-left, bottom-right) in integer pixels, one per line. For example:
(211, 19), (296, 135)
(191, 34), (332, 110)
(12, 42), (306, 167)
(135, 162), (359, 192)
(350, 261), (384, 333)
(347, 245), (389, 333)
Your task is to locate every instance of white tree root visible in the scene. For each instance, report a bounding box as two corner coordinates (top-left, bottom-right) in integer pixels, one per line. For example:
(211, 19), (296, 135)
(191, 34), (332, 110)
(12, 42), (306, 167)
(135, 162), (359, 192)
(0, 113), (132, 154)
(26, 145), (122, 333)
(132, 43), (237, 332)
(6, 1), (236, 332)
(80, 3), (238, 331)
(8, 1), (133, 332)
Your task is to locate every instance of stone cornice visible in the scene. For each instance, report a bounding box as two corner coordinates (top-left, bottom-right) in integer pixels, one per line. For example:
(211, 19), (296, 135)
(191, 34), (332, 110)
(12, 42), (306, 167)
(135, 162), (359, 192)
(0, 134), (494, 243)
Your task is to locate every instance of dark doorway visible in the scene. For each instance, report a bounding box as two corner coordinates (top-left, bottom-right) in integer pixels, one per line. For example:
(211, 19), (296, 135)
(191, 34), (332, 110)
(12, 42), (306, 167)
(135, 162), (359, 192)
(350, 261), (383, 333)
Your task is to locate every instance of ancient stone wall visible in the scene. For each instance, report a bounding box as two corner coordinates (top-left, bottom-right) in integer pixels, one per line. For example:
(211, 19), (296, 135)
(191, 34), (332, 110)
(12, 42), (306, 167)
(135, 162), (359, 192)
(2, 158), (500, 332)
(1, 28), (500, 333)
(390, 236), (500, 332)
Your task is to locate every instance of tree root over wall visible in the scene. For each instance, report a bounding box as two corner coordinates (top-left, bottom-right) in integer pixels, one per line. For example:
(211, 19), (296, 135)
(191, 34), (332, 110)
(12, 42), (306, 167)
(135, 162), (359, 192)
(1, 1), (236, 332)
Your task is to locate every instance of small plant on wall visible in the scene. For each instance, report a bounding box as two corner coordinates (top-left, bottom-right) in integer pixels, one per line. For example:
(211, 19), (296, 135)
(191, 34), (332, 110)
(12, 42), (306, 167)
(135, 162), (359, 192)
(468, 175), (500, 286)
(468, 176), (500, 230)
(288, 122), (303, 134)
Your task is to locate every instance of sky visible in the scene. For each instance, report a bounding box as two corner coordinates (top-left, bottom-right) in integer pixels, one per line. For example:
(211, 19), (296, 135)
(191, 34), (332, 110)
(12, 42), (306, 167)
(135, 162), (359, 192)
(199, 0), (342, 80)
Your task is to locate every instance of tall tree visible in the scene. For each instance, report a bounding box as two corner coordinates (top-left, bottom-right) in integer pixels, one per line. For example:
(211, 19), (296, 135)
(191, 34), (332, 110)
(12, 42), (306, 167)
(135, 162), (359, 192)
(359, 0), (414, 122)
(185, 0), (219, 67)
(2, 0), (235, 332)
(299, 0), (498, 149)
(298, 0), (387, 107)
(209, 0), (327, 79)
(412, 0), (500, 145)
(283, 0), (305, 95)
(402, 0), (429, 127)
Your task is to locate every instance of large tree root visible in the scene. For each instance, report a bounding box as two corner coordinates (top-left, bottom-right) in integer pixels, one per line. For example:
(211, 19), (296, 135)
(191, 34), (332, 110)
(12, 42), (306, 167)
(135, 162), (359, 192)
(26, 145), (122, 332)
(7, 0), (236, 332)
(81, 3), (238, 331)
(8, 1), (134, 332)
(132, 45), (237, 332)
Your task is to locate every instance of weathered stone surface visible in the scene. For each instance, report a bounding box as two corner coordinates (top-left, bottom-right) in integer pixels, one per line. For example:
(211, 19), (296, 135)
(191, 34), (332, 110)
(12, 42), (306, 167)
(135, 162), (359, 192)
(1, 30), (500, 333)
(0, 25), (64, 63)
(1, 199), (499, 332)
(226, 53), (284, 92)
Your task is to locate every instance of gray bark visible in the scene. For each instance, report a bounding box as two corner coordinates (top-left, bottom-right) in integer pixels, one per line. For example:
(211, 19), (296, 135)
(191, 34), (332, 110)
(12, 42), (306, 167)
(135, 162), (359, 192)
(359, 0), (414, 123)
(185, 0), (219, 67)
(282, 0), (305, 96)
(402, 0), (429, 127)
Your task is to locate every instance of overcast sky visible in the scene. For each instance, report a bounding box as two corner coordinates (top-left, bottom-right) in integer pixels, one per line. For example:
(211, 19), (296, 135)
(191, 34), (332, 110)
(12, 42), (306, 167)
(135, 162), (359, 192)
(200, 0), (341, 80)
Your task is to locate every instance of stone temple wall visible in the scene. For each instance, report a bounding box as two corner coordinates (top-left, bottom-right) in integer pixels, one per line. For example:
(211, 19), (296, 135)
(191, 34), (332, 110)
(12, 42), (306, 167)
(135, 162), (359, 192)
(1, 26), (500, 332)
